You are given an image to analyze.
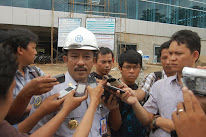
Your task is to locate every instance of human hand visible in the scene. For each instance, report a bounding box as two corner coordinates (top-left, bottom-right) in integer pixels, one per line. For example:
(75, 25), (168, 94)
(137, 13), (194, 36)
(62, 90), (88, 114)
(38, 93), (65, 116)
(102, 94), (119, 110)
(87, 79), (106, 106)
(115, 83), (138, 105)
(172, 87), (206, 137)
(24, 76), (59, 97)
(197, 66), (206, 69)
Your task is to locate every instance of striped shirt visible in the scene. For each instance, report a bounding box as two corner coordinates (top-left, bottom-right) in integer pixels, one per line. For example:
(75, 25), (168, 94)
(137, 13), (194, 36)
(140, 70), (167, 103)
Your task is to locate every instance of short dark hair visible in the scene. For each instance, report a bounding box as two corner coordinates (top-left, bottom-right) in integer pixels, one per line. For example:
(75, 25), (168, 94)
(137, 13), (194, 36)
(3, 28), (38, 53)
(170, 30), (201, 55)
(159, 41), (170, 57)
(95, 47), (114, 60)
(0, 47), (17, 100)
(118, 50), (142, 68)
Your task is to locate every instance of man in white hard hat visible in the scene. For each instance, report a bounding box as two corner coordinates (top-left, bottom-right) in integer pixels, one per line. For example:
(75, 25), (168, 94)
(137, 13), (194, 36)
(29, 27), (109, 137)
(136, 50), (145, 86)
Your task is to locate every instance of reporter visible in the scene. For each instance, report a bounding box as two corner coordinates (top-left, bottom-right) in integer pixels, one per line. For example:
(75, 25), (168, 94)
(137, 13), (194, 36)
(2, 28), (58, 124)
(172, 87), (206, 137)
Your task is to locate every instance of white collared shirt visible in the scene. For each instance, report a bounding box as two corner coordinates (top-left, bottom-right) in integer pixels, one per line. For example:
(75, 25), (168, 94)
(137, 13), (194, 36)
(29, 72), (109, 137)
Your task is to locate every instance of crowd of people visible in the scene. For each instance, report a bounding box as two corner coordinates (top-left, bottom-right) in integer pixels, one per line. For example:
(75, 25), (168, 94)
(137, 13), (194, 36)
(0, 27), (205, 137)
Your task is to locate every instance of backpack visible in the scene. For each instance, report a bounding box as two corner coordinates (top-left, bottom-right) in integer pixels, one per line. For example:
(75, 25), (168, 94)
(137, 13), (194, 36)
(142, 71), (162, 105)
(30, 66), (41, 78)
(154, 71), (162, 82)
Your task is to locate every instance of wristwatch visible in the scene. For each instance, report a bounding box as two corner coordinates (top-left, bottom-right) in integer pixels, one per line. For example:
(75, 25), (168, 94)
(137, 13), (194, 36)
(152, 116), (160, 129)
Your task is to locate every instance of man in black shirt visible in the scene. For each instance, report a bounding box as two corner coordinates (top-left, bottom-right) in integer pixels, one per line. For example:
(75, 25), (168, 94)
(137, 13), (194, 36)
(90, 47), (114, 80)
(111, 50), (148, 137)
(89, 47), (121, 136)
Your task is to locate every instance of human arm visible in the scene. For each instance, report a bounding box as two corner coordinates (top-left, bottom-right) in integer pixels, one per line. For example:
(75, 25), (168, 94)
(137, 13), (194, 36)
(151, 117), (175, 133)
(116, 85), (153, 126)
(25, 105), (33, 114)
(30, 89), (87, 137)
(172, 87), (206, 137)
(139, 73), (156, 103)
(73, 80), (105, 137)
(134, 89), (146, 102)
(103, 94), (122, 131)
(6, 76), (59, 124)
(18, 93), (65, 133)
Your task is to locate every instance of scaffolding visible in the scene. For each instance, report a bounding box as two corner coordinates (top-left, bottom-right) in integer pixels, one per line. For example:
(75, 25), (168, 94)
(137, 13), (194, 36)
(51, 0), (68, 63)
(51, 0), (128, 63)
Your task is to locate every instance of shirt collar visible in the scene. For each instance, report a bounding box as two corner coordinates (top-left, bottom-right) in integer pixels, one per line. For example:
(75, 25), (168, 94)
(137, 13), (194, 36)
(170, 74), (179, 85)
(16, 66), (34, 76)
(66, 71), (77, 86)
(162, 70), (167, 78)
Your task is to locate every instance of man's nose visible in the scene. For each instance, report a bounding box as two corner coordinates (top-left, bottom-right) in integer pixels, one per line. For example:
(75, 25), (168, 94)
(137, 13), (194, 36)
(77, 56), (85, 66)
(105, 62), (110, 67)
(166, 58), (170, 65)
(34, 49), (37, 55)
(129, 67), (135, 72)
(170, 54), (176, 60)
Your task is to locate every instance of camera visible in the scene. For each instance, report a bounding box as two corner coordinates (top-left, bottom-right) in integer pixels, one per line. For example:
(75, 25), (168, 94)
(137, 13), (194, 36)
(182, 67), (206, 96)
(52, 74), (65, 84)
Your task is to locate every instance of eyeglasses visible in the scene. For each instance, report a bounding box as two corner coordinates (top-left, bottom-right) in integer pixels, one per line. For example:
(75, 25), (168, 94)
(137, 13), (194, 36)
(122, 65), (140, 70)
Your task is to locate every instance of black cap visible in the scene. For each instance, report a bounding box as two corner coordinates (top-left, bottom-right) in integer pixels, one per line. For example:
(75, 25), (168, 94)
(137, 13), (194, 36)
(0, 30), (11, 43)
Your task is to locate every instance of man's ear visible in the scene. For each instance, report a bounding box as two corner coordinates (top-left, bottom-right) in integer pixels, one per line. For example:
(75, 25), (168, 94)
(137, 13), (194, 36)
(63, 55), (68, 64)
(192, 51), (199, 62)
(112, 57), (114, 63)
(118, 66), (122, 74)
(94, 57), (97, 65)
(17, 46), (23, 55)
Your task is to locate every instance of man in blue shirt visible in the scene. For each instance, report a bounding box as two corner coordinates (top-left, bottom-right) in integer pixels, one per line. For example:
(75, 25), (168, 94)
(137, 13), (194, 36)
(2, 28), (58, 124)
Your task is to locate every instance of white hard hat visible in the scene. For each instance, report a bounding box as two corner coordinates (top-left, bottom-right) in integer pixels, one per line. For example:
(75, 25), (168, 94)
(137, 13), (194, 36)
(63, 27), (99, 51)
(137, 50), (143, 56)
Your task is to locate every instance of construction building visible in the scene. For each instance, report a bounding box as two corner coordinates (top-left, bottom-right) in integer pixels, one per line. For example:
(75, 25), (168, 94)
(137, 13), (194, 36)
(0, 0), (205, 63)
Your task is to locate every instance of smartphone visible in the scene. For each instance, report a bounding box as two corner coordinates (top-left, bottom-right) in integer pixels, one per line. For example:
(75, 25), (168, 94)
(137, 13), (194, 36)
(182, 67), (206, 96)
(104, 85), (125, 94)
(106, 77), (124, 88)
(52, 74), (65, 84)
(74, 83), (87, 97)
(58, 85), (76, 99)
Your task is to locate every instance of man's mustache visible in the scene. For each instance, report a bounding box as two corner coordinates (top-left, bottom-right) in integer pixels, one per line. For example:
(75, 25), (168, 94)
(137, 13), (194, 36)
(74, 67), (87, 71)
